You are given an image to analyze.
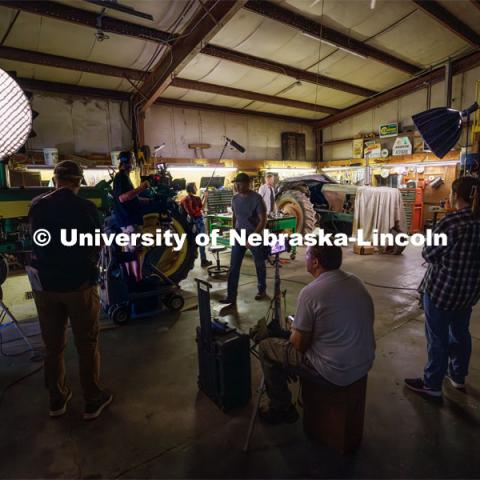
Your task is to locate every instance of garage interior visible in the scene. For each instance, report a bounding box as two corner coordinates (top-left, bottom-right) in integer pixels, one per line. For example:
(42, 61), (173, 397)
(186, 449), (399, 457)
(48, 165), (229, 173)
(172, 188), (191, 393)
(1, 0), (480, 478)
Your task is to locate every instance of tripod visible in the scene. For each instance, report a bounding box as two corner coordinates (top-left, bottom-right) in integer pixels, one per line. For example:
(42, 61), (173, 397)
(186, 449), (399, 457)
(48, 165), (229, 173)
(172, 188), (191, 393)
(243, 251), (288, 453)
(0, 298), (38, 359)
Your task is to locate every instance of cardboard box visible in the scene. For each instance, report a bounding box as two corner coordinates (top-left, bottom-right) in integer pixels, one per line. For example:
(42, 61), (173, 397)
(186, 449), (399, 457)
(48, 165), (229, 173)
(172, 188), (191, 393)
(353, 244), (375, 255)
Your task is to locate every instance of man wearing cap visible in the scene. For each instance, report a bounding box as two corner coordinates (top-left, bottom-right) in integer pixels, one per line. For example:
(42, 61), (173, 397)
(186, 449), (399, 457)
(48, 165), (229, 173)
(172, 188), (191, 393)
(28, 160), (112, 420)
(220, 173), (268, 304)
(112, 151), (150, 282)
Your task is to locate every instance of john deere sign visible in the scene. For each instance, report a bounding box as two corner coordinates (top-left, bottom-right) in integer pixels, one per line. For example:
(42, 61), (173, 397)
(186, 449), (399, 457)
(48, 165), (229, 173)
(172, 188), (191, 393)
(379, 123), (398, 138)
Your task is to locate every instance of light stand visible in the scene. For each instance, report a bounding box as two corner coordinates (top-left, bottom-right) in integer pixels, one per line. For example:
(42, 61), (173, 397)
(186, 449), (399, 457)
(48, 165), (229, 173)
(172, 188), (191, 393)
(0, 298), (40, 360)
(243, 249), (289, 452)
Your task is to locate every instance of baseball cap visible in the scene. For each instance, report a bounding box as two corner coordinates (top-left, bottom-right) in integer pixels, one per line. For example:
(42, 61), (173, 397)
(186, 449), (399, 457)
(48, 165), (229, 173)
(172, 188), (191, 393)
(118, 151), (132, 164)
(53, 160), (83, 180)
(234, 172), (250, 183)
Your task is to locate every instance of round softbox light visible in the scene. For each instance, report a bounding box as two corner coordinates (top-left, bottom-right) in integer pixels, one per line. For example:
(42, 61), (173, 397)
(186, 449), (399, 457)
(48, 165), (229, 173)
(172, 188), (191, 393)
(0, 69), (32, 158)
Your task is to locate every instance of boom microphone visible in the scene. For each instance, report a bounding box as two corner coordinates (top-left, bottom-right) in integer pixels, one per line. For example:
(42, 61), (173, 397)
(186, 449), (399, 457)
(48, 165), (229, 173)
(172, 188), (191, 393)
(225, 137), (246, 154)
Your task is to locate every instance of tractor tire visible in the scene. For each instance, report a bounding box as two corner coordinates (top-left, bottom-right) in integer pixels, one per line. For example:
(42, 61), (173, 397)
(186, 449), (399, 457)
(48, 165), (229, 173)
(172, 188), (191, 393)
(276, 190), (317, 235)
(142, 207), (197, 285)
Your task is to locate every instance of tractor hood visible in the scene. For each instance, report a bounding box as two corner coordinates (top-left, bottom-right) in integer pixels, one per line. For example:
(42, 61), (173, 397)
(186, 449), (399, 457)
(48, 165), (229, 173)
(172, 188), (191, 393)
(276, 173), (337, 195)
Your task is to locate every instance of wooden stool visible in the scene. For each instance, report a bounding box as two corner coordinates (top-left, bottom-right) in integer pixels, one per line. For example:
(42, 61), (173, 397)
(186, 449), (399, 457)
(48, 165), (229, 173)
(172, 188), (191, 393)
(301, 375), (367, 454)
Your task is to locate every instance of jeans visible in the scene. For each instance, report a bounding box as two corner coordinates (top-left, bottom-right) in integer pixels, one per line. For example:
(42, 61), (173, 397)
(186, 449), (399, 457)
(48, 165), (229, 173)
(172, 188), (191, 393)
(226, 242), (266, 299)
(33, 285), (102, 403)
(259, 337), (334, 409)
(423, 293), (472, 390)
(192, 217), (207, 261)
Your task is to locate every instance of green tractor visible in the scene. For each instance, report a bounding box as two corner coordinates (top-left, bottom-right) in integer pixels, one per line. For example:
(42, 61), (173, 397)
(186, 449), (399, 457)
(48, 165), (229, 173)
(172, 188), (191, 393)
(0, 161), (197, 293)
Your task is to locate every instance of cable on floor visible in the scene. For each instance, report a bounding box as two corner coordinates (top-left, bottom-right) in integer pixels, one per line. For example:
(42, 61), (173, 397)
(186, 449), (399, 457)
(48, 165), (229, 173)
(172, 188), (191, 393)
(364, 282), (418, 291)
(0, 365), (43, 406)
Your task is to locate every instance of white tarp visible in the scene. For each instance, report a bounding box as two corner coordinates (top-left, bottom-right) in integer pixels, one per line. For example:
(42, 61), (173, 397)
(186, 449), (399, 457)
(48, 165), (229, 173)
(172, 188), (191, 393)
(353, 186), (407, 241)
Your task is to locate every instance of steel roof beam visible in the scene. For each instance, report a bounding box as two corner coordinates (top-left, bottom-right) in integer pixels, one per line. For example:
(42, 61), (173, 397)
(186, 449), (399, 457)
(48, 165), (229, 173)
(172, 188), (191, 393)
(171, 77), (339, 115)
(200, 44), (377, 97)
(244, 0), (421, 75)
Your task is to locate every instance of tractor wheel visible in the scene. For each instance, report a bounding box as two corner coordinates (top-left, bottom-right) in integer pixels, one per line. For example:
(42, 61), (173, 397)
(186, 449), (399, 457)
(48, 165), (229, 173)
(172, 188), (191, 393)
(276, 190), (316, 234)
(142, 207), (197, 285)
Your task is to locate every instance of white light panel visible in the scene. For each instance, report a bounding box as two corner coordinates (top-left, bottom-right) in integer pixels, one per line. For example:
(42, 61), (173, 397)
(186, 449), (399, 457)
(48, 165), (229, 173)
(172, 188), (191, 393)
(0, 69), (32, 158)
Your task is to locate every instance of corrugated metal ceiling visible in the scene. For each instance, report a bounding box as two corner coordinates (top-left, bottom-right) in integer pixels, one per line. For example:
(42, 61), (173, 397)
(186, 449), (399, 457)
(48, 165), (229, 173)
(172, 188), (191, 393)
(0, 0), (478, 122)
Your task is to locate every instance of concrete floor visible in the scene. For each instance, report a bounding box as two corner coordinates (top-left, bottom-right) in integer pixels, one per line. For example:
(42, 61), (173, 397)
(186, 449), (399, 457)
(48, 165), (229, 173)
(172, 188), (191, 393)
(1, 245), (479, 479)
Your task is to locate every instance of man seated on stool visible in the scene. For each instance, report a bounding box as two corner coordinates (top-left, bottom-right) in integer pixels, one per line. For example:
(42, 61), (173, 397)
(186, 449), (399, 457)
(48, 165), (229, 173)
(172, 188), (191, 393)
(258, 245), (376, 424)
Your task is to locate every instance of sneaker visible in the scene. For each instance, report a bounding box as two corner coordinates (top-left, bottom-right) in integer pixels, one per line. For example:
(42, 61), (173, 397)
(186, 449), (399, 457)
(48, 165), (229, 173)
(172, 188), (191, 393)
(218, 297), (236, 305)
(404, 378), (442, 398)
(446, 375), (466, 390)
(259, 404), (299, 425)
(83, 391), (113, 421)
(49, 387), (73, 417)
(201, 259), (213, 268)
(254, 291), (268, 301)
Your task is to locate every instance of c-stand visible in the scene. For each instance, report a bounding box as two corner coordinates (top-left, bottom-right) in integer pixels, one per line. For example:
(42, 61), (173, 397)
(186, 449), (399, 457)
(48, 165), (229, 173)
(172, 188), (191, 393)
(243, 246), (290, 452)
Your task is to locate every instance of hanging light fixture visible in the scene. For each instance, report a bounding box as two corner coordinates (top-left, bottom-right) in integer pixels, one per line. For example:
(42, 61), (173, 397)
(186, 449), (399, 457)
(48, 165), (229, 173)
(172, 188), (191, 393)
(412, 103), (478, 159)
(0, 69), (32, 158)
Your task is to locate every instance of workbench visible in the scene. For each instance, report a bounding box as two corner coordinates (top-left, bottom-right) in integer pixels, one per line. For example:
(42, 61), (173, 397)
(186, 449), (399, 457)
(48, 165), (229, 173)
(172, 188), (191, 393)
(205, 213), (297, 258)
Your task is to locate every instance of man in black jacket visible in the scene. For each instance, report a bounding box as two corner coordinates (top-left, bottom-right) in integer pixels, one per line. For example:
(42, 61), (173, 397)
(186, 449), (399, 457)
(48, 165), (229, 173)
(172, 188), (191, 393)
(29, 160), (112, 420)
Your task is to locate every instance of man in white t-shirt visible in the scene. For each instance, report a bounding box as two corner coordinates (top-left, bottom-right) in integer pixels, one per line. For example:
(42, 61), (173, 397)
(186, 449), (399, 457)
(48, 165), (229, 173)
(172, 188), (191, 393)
(258, 245), (376, 424)
(258, 173), (276, 215)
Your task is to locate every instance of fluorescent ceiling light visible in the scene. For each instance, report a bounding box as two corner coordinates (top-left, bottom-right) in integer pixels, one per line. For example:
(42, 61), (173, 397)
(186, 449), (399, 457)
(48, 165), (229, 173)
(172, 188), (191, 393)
(322, 166), (363, 171)
(0, 69), (32, 157)
(301, 32), (367, 60)
(165, 165), (237, 172)
(378, 160), (459, 168)
(322, 161), (459, 171)
(264, 168), (316, 174)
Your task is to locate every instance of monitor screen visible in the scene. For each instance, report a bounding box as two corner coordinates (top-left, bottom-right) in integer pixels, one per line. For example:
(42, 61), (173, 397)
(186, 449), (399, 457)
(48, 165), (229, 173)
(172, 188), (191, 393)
(200, 176), (225, 188)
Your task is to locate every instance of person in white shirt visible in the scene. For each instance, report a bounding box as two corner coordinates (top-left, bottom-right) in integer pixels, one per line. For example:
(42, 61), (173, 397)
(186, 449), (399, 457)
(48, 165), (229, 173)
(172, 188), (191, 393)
(258, 244), (376, 424)
(258, 173), (277, 215)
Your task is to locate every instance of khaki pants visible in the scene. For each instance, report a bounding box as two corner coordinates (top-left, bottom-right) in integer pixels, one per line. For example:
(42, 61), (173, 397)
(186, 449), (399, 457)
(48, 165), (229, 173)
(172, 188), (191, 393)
(33, 285), (102, 403)
(259, 337), (333, 410)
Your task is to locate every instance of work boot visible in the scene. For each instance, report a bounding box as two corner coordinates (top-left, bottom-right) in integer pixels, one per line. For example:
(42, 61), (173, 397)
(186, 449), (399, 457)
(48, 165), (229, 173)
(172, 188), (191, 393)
(49, 387), (72, 417)
(83, 390), (113, 421)
(201, 259), (213, 268)
(259, 404), (299, 425)
(219, 297), (236, 305)
(255, 291), (268, 300)
(445, 375), (466, 391)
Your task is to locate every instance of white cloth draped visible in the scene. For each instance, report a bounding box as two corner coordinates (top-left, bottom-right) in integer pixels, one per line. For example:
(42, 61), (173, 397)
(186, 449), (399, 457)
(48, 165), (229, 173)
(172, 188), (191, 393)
(353, 187), (407, 241)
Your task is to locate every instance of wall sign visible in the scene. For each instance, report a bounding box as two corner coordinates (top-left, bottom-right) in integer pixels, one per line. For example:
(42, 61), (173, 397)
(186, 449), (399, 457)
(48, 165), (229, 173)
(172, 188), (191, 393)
(364, 143), (382, 158)
(379, 122), (398, 138)
(392, 136), (412, 156)
(352, 138), (364, 158)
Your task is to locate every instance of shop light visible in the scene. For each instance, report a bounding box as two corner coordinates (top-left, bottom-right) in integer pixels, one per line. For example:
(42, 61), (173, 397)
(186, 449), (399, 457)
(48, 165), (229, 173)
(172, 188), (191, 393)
(322, 166), (363, 171)
(0, 69), (32, 157)
(377, 160), (459, 168)
(263, 167), (316, 174)
(301, 33), (367, 60)
(165, 165), (238, 173)
(323, 160), (459, 171)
